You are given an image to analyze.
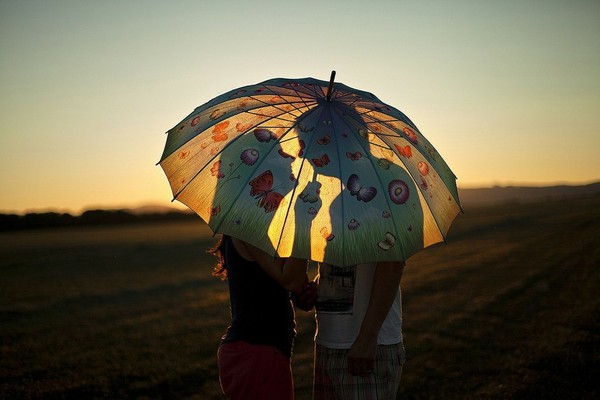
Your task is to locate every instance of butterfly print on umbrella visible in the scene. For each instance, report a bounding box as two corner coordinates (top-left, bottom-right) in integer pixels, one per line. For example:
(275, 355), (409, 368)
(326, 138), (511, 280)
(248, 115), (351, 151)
(347, 174), (377, 202)
(377, 232), (396, 250)
(299, 181), (321, 203)
(395, 144), (412, 158)
(346, 151), (363, 161)
(312, 154), (330, 167)
(248, 170), (285, 213)
(317, 135), (331, 145)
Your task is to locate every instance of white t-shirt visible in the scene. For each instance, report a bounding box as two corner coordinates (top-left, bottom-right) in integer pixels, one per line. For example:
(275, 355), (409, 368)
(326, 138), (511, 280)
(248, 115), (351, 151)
(315, 262), (402, 349)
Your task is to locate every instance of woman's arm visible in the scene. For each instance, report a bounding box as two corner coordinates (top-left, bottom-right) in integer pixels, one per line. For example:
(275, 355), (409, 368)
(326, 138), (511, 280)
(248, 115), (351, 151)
(232, 238), (307, 293)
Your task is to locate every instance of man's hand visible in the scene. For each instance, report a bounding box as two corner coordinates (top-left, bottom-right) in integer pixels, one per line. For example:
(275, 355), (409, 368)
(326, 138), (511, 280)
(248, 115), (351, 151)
(291, 279), (318, 312)
(347, 334), (377, 376)
(347, 261), (404, 376)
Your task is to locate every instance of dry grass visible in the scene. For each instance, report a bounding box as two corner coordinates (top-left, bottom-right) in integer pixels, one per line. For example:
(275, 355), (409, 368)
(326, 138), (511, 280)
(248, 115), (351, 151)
(1, 196), (598, 399)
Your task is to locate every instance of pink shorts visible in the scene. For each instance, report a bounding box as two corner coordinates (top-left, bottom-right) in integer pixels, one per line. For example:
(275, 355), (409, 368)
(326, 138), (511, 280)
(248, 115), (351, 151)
(217, 341), (294, 400)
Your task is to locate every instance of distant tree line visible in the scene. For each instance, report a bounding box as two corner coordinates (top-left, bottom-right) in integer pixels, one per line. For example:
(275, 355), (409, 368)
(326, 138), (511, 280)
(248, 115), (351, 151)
(0, 209), (199, 231)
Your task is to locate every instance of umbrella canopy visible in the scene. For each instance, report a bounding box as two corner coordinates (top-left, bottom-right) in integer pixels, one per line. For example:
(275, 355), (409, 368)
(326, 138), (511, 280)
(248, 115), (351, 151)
(159, 72), (461, 266)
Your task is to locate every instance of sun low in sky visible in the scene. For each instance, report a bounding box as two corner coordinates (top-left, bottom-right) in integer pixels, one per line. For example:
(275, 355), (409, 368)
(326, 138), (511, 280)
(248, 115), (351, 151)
(1, 0), (599, 214)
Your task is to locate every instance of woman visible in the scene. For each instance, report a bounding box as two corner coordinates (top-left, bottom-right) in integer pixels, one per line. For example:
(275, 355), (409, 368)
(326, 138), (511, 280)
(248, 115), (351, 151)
(211, 235), (308, 400)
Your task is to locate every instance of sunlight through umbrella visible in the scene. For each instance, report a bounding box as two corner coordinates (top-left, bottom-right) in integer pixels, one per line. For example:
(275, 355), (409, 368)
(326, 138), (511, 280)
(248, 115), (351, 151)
(159, 72), (461, 266)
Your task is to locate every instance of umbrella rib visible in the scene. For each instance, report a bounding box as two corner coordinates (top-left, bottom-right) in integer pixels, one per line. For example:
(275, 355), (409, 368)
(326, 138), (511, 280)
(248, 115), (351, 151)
(163, 78), (460, 264)
(271, 105), (325, 256)
(356, 116), (453, 245)
(331, 105), (407, 262)
(160, 94), (308, 166)
(169, 105), (309, 201)
(327, 104), (348, 266)
(211, 105), (324, 254)
(362, 111), (460, 201)
(335, 98), (457, 258)
(252, 83), (314, 113)
(171, 93), (319, 200)
(243, 93), (316, 122)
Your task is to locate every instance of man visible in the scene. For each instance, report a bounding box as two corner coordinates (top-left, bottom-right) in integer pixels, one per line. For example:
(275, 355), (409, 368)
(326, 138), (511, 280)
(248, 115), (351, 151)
(312, 261), (405, 399)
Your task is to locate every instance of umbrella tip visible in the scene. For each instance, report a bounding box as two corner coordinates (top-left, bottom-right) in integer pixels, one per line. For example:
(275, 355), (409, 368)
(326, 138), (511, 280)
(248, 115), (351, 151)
(326, 70), (336, 101)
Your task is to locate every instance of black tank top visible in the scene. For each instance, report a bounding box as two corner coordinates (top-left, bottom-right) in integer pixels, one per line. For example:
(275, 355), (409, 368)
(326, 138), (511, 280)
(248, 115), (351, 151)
(221, 236), (296, 357)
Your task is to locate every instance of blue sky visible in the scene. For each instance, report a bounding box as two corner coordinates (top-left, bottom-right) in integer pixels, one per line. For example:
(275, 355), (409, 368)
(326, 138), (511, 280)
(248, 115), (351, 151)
(1, 0), (599, 213)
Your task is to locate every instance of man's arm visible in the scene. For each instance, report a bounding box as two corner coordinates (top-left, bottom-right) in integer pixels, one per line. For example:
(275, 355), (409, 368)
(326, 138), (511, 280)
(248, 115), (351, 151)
(347, 261), (404, 376)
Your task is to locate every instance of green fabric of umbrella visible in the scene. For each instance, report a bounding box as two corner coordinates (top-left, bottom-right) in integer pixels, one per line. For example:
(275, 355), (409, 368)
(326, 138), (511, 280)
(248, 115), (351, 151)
(159, 72), (461, 266)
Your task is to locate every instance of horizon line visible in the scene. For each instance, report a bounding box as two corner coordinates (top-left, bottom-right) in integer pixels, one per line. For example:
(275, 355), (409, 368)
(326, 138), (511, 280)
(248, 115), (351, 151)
(2, 179), (598, 216)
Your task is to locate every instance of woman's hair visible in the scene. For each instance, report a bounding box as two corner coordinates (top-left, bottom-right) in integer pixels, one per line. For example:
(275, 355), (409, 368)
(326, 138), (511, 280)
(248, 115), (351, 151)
(209, 235), (228, 280)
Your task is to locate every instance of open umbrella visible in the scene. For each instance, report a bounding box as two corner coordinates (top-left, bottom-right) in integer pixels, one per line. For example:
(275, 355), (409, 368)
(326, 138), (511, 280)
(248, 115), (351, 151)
(159, 72), (461, 266)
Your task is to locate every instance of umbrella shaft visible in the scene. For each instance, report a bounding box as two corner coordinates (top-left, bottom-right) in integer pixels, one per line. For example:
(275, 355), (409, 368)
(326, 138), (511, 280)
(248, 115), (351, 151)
(326, 70), (336, 101)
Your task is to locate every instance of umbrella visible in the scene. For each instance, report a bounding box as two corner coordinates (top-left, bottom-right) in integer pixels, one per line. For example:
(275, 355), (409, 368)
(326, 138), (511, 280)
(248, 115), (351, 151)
(159, 71), (461, 266)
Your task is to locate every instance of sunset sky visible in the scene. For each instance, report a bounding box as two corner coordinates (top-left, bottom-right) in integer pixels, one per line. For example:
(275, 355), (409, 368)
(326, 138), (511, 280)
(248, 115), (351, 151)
(1, 0), (599, 214)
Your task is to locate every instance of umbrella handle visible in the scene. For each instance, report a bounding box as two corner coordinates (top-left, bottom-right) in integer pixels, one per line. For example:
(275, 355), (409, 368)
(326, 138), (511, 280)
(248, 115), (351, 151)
(326, 70), (336, 101)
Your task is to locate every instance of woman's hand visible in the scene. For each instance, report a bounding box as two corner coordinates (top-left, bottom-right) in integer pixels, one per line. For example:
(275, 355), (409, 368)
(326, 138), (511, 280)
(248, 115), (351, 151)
(291, 278), (318, 311)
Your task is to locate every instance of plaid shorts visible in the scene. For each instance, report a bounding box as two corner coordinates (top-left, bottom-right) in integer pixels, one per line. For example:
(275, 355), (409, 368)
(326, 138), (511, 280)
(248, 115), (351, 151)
(313, 343), (405, 400)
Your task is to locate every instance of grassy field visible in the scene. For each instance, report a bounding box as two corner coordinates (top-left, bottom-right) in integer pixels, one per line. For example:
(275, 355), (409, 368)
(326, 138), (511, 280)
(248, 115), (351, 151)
(1, 195), (598, 399)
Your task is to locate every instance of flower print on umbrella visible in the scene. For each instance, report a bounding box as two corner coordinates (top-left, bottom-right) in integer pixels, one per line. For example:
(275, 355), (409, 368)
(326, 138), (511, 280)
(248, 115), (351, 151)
(254, 128), (277, 142)
(320, 227), (334, 241)
(240, 148), (259, 166)
(402, 127), (418, 144)
(210, 109), (224, 120)
(160, 73), (461, 267)
(347, 219), (360, 230)
(418, 161), (430, 176)
(210, 161), (225, 179)
(377, 158), (391, 170)
(236, 122), (253, 132)
(388, 179), (409, 204)
(228, 89), (247, 99)
(237, 99), (249, 110)
(212, 121), (230, 142)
